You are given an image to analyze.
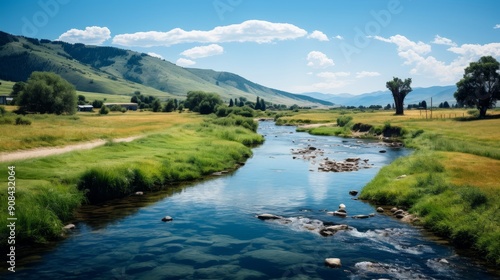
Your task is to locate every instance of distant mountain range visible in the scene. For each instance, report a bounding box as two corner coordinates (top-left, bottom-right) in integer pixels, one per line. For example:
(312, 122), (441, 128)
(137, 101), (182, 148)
(300, 85), (458, 107)
(0, 31), (332, 106)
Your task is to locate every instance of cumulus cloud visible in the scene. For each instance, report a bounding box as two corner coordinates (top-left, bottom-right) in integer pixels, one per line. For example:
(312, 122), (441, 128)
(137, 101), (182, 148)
(112, 20), (307, 47)
(176, 58), (196, 67)
(307, 51), (334, 68)
(356, 71), (381, 78)
(308, 30), (329, 41)
(147, 52), (164, 59)
(334, 35), (344, 40)
(57, 26), (111, 45)
(374, 34), (500, 83)
(180, 44), (224, 59)
(432, 35), (457, 47)
(494, 24), (500, 29)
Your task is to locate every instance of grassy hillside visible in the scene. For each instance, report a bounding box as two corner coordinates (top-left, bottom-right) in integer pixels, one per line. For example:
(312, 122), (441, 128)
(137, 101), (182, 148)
(0, 31), (330, 106)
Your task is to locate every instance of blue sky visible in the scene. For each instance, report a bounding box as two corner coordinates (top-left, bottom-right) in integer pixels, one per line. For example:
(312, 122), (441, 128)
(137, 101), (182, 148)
(1, 0), (499, 94)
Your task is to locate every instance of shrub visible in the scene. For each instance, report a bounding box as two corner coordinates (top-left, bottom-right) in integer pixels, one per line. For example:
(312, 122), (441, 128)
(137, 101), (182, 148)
(352, 123), (373, 132)
(0, 106), (5, 116)
(15, 116), (32, 125)
(99, 105), (109, 115)
(337, 115), (353, 127)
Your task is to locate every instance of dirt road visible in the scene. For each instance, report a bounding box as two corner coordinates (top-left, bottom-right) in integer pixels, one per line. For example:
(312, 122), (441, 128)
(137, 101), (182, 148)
(0, 136), (143, 163)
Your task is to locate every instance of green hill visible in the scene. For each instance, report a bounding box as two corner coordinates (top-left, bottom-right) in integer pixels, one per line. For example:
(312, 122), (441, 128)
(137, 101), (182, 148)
(0, 31), (332, 106)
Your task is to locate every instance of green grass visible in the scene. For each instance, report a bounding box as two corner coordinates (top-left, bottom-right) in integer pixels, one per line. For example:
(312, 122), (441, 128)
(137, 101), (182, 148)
(0, 114), (263, 245)
(276, 109), (500, 265)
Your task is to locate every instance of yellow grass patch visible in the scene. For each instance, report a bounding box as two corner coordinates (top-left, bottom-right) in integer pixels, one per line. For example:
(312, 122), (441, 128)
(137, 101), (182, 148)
(439, 151), (500, 192)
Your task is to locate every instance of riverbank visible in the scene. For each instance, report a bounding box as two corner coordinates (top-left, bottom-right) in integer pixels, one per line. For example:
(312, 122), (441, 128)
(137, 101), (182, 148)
(276, 109), (500, 265)
(0, 112), (264, 245)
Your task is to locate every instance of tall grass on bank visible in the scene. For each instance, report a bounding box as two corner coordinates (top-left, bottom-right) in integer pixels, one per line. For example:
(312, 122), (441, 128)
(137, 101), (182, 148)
(0, 115), (263, 245)
(360, 151), (500, 264)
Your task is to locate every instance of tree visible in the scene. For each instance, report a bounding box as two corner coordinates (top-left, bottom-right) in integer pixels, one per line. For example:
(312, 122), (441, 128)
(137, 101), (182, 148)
(443, 101), (450, 108)
(421, 100), (427, 109)
(386, 77), (412, 115)
(229, 99), (234, 107)
(152, 99), (162, 112)
(17, 72), (77, 115)
(260, 98), (266, 111)
(454, 56), (500, 118)
(255, 97), (261, 110)
(184, 91), (223, 114)
(163, 99), (175, 112)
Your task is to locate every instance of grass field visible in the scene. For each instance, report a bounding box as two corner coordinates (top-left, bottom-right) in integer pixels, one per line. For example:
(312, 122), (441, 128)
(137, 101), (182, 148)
(0, 111), (263, 245)
(277, 108), (500, 264)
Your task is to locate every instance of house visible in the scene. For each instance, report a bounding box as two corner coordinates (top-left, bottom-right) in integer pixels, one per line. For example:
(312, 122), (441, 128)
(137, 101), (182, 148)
(103, 103), (138, 111)
(0, 95), (13, 105)
(77, 105), (94, 112)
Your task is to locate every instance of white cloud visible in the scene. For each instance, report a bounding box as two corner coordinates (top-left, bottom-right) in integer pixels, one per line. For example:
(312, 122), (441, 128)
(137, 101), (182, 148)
(374, 34), (500, 83)
(334, 35), (344, 40)
(317, 71), (350, 79)
(308, 30), (329, 41)
(57, 26), (111, 45)
(372, 35), (431, 55)
(494, 24), (500, 29)
(180, 44), (224, 59)
(447, 43), (500, 58)
(176, 58), (196, 67)
(112, 20), (307, 47)
(306, 51), (334, 68)
(147, 52), (164, 59)
(432, 35), (457, 47)
(356, 71), (381, 78)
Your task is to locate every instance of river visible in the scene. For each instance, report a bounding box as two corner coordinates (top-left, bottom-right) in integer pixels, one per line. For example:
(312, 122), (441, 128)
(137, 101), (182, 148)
(7, 121), (498, 279)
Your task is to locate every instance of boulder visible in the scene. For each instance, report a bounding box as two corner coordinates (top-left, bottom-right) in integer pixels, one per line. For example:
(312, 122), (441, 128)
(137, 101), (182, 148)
(336, 209), (347, 213)
(325, 225), (348, 231)
(161, 216), (173, 222)
(352, 215), (370, 219)
(397, 174), (407, 179)
(257, 213), (281, 220)
(333, 211), (347, 217)
(379, 150), (387, 153)
(395, 214), (405, 219)
(339, 203), (346, 210)
(376, 207), (384, 213)
(324, 258), (342, 268)
(349, 190), (359, 196)
(393, 209), (404, 215)
(63, 224), (75, 230)
(390, 207), (398, 213)
(135, 191), (144, 196)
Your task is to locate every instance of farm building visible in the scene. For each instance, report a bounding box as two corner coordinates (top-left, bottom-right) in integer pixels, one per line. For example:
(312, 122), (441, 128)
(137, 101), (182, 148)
(103, 103), (138, 111)
(0, 95), (13, 105)
(77, 105), (94, 112)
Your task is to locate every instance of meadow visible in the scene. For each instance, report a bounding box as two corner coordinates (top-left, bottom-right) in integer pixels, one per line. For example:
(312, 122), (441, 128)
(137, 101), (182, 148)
(0, 109), (263, 245)
(277, 108), (500, 264)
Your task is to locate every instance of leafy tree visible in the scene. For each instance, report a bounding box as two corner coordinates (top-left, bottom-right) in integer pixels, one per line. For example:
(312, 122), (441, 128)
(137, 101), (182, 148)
(92, 100), (103, 108)
(152, 99), (162, 112)
(454, 56), (500, 118)
(386, 77), (412, 115)
(184, 91), (223, 114)
(255, 97), (261, 110)
(384, 103), (391, 110)
(17, 71), (77, 115)
(163, 99), (175, 112)
(421, 100), (427, 109)
(11, 81), (25, 97)
(99, 105), (109, 115)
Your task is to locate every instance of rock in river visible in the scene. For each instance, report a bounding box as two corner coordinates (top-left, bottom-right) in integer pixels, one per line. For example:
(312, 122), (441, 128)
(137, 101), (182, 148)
(257, 213), (282, 220)
(325, 258), (342, 268)
(161, 216), (173, 222)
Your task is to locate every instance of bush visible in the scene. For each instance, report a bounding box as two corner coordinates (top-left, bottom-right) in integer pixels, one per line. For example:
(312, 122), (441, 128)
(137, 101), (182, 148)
(15, 116), (32, 125)
(337, 115), (353, 127)
(0, 106), (5, 116)
(99, 106), (109, 115)
(352, 123), (373, 132)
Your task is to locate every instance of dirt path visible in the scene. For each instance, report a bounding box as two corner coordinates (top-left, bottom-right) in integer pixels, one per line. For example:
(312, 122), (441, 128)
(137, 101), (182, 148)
(0, 136), (143, 163)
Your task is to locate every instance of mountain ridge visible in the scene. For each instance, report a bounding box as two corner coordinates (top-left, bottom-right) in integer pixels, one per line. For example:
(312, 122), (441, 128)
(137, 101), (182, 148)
(0, 31), (332, 106)
(299, 85), (458, 107)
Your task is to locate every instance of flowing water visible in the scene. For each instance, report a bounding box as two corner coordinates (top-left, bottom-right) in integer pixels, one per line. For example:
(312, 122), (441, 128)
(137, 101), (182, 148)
(6, 121), (499, 279)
